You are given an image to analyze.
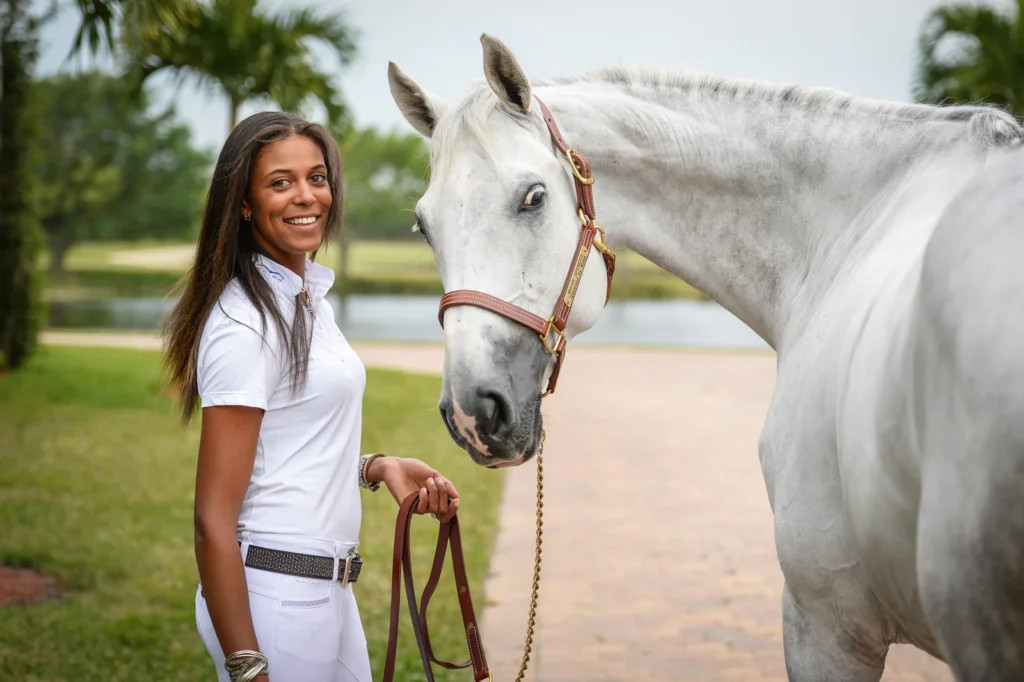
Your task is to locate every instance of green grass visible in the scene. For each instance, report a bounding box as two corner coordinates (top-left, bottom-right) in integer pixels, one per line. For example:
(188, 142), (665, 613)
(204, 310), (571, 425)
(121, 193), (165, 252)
(57, 241), (189, 271)
(0, 346), (504, 681)
(42, 240), (706, 302)
(52, 239), (666, 276)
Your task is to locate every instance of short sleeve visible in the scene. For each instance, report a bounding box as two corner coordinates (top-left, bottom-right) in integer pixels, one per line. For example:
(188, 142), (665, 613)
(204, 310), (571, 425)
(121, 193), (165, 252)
(197, 315), (283, 410)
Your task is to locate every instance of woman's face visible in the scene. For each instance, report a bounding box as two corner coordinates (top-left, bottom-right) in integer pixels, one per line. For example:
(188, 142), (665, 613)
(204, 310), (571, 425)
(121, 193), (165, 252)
(243, 134), (333, 272)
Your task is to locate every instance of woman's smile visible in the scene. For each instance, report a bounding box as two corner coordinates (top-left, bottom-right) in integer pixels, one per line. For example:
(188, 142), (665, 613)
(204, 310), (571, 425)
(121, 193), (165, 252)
(282, 214), (320, 226)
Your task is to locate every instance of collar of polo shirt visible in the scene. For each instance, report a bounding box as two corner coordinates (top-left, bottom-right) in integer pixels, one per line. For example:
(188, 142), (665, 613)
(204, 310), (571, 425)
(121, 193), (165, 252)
(254, 253), (336, 308)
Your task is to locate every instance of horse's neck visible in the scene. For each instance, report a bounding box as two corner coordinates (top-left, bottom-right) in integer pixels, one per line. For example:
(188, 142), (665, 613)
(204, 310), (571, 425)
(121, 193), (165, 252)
(535, 79), (981, 350)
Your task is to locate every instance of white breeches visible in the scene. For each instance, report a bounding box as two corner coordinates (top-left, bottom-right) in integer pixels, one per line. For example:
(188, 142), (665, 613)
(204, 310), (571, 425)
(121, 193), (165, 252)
(195, 532), (372, 682)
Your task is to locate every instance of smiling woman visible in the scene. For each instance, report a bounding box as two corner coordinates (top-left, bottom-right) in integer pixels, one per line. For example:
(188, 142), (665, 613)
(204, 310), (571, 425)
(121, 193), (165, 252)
(160, 111), (464, 682)
(244, 135), (334, 277)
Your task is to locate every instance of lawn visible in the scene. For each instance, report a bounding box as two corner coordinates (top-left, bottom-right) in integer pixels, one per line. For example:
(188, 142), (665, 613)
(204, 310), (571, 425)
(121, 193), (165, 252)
(51, 239), (663, 276)
(45, 240), (442, 278)
(41, 239), (707, 302)
(0, 345), (505, 681)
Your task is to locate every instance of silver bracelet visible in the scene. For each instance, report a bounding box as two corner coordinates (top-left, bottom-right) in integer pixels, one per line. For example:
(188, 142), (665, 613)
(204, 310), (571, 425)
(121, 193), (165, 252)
(358, 453), (384, 491)
(225, 650), (268, 681)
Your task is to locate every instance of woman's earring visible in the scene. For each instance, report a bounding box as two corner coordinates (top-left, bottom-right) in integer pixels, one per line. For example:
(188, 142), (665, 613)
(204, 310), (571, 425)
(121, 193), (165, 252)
(243, 212), (251, 222)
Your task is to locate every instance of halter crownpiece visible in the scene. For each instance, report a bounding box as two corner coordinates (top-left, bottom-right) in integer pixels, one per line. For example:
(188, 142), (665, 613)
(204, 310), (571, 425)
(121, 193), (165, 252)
(437, 95), (616, 397)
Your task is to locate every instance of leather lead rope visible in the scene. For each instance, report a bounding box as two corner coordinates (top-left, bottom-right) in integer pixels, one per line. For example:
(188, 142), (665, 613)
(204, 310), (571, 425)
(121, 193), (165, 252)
(382, 493), (490, 682)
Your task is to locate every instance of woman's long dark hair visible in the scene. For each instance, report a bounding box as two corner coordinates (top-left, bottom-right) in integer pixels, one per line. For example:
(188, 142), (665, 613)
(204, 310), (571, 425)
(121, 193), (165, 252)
(163, 111), (344, 423)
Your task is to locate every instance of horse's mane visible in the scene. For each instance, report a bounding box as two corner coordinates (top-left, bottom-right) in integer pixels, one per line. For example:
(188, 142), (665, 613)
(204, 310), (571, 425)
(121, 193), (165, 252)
(430, 66), (1023, 171)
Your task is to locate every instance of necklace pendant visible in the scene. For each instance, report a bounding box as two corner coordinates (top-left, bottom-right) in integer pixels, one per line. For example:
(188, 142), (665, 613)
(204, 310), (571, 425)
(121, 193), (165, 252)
(300, 287), (315, 318)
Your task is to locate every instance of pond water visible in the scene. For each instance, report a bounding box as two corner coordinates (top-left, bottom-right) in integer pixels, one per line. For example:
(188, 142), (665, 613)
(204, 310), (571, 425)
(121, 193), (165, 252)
(46, 294), (770, 350)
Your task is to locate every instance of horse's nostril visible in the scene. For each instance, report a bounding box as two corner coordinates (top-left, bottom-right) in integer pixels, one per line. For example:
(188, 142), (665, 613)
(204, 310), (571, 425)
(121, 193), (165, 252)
(478, 389), (513, 438)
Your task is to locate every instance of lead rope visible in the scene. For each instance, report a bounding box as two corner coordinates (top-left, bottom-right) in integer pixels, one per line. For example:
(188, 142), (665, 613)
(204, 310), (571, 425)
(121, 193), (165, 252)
(514, 429), (545, 682)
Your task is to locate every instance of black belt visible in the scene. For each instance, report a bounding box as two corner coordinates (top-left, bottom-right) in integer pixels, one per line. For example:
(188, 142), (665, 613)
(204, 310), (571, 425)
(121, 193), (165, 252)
(244, 544), (363, 586)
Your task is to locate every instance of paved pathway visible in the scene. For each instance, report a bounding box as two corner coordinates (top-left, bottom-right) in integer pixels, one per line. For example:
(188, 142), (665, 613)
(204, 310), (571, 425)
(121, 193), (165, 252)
(41, 332), (953, 681)
(475, 348), (952, 682)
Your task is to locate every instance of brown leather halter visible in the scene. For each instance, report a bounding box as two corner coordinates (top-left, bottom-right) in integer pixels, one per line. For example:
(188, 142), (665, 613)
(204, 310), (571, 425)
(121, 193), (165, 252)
(437, 95), (616, 397)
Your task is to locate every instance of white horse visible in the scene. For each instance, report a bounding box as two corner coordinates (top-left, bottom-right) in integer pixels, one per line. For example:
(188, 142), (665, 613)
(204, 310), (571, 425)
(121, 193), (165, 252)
(386, 33), (1024, 681)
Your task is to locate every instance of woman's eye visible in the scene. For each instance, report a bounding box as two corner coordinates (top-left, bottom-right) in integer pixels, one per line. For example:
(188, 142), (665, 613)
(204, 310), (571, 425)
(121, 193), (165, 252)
(522, 186), (545, 209)
(312, 173), (327, 183)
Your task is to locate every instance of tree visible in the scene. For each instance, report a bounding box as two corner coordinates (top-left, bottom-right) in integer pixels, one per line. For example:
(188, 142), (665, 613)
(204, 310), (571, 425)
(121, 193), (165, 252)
(334, 126), (430, 283)
(33, 71), (211, 272)
(70, 0), (199, 59)
(0, 0), (47, 371)
(0, 0), (194, 372)
(124, 0), (359, 133)
(339, 126), (430, 240)
(914, 0), (1024, 117)
(94, 104), (210, 244)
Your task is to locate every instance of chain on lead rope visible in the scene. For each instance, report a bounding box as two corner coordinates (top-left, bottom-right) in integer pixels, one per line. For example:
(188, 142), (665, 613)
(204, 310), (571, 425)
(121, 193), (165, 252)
(512, 429), (545, 682)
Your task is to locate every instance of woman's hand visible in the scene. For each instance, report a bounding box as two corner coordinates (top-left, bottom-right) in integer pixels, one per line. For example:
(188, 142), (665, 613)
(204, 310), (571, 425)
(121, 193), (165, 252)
(369, 457), (460, 523)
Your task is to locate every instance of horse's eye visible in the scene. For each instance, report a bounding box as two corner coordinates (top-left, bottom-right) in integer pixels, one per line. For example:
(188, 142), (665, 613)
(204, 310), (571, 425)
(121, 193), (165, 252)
(522, 186), (545, 210)
(412, 220), (430, 244)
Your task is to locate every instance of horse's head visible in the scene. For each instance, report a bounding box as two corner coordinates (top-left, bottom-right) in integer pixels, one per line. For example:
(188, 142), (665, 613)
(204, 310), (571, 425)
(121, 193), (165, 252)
(387, 34), (614, 468)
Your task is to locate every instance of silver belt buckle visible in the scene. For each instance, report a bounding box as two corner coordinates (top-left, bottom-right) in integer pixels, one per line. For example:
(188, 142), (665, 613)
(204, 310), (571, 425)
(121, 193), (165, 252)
(341, 554), (353, 586)
(341, 549), (360, 586)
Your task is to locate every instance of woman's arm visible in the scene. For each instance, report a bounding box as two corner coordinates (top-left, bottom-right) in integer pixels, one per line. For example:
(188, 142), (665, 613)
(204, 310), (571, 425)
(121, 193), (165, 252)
(194, 404), (269, 680)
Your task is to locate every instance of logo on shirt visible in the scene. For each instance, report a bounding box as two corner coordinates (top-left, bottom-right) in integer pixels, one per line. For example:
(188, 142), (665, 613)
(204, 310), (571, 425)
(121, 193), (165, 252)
(256, 261), (285, 282)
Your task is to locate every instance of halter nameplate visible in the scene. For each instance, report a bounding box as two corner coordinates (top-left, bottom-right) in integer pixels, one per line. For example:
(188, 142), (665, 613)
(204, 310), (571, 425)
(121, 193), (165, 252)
(437, 94), (616, 397)
(563, 239), (590, 308)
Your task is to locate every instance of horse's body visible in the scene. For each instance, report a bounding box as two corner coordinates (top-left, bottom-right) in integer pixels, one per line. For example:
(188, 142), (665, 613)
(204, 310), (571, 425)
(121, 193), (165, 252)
(387, 35), (1024, 680)
(766, 146), (1024, 679)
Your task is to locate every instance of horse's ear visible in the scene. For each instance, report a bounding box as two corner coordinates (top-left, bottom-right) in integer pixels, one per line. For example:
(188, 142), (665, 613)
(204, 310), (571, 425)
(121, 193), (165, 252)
(480, 33), (531, 114)
(388, 61), (446, 138)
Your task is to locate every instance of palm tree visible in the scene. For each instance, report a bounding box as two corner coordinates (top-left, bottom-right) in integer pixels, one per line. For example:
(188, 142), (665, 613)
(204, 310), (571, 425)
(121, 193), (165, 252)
(914, 0), (1024, 118)
(71, 0), (198, 57)
(123, 0), (359, 132)
(0, 0), (46, 371)
(0, 0), (194, 371)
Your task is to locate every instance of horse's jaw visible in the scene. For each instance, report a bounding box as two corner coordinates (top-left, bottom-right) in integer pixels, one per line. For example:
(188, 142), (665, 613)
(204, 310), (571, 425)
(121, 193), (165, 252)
(488, 456), (527, 470)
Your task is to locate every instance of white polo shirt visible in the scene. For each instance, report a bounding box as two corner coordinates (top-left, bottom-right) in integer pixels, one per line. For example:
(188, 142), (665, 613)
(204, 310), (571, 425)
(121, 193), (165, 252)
(196, 253), (367, 544)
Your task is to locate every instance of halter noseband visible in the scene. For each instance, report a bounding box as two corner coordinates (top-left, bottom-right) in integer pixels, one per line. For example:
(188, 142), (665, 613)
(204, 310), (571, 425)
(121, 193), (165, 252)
(437, 95), (616, 397)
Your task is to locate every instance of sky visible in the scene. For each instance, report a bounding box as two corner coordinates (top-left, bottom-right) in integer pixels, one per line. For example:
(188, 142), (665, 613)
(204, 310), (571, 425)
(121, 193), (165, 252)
(34, 0), (1014, 155)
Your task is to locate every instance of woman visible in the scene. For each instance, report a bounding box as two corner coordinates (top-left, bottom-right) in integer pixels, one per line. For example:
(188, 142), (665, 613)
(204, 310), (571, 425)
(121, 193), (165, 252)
(163, 110), (459, 682)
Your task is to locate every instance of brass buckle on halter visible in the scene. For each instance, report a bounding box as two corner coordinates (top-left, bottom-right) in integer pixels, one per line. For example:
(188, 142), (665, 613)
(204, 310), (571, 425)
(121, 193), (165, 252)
(539, 316), (564, 355)
(578, 208), (613, 258)
(565, 148), (595, 185)
(592, 224), (614, 258)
